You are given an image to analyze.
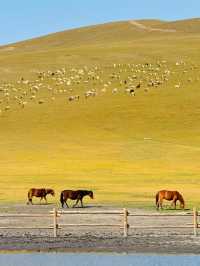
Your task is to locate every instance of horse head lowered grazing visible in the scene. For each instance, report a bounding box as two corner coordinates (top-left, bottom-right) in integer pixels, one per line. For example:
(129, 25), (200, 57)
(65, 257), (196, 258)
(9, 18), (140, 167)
(27, 188), (55, 205)
(60, 190), (94, 208)
(156, 190), (185, 210)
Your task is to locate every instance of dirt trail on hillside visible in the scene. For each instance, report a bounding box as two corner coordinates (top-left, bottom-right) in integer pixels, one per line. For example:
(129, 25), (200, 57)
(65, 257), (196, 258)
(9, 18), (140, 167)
(129, 20), (176, 33)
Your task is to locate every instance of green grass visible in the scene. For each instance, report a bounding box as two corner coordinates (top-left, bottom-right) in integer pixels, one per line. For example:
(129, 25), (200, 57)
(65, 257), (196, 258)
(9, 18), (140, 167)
(0, 18), (200, 209)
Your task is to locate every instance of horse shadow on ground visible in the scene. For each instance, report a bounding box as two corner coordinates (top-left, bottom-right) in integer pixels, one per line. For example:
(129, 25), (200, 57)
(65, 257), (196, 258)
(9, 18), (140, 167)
(159, 205), (190, 211)
(62, 205), (104, 209)
(27, 202), (54, 206)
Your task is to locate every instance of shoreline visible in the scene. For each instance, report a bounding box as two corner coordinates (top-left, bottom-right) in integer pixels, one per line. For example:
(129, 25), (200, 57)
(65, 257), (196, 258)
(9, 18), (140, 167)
(0, 235), (200, 254)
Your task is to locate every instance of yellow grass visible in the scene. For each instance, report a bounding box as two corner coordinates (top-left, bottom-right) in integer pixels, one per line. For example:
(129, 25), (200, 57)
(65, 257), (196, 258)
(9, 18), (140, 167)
(0, 18), (200, 208)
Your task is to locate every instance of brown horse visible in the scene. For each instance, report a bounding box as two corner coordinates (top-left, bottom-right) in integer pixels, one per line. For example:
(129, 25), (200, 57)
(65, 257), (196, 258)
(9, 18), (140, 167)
(60, 190), (94, 208)
(27, 188), (55, 205)
(156, 190), (185, 210)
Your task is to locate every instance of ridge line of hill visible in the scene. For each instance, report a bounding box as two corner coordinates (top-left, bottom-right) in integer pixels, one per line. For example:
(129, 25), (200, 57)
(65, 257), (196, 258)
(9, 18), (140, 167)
(0, 17), (200, 50)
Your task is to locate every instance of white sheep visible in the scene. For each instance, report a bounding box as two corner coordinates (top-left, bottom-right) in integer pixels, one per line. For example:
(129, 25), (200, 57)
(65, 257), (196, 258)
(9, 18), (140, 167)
(112, 88), (118, 94)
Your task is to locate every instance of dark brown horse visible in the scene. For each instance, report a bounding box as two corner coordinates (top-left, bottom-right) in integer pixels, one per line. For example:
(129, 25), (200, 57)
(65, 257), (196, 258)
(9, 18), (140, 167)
(156, 190), (185, 210)
(60, 190), (94, 208)
(27, 188), (55, 205)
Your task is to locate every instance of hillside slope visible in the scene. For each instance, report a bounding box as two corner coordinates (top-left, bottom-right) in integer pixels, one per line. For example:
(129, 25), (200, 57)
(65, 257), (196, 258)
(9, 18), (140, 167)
(0, 18), (199, 81)
(0, 19), (200, 207)
(1, 18), (200, 51)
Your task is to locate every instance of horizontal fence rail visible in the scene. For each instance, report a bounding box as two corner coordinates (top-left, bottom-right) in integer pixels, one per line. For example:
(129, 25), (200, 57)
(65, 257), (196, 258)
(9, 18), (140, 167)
(0, 207), (199, 237)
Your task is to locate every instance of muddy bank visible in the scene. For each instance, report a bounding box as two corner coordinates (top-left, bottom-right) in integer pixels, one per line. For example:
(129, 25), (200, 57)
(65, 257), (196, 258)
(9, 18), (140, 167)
(0, 234), (200, 254)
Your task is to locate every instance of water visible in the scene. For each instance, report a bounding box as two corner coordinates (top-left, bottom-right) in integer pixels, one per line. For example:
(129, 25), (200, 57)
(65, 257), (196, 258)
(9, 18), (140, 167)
(0, 253), (200, 266)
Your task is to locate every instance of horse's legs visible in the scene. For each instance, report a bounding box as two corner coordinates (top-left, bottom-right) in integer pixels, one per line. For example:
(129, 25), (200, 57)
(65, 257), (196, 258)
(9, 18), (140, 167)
(159, 198), (163, 209)
(80, 198), (84, 208)
(40, 197), (44, 204)
(44, 196), (47, 204)
(61, 197), (69, 208)
(27, 198), (33, 205)
(156, 199), (160, 210)
(172, 196), (177, 209)
(65, 200), (69, 208)
(173, 199), (177, 209)
(73, 199), (79, 208)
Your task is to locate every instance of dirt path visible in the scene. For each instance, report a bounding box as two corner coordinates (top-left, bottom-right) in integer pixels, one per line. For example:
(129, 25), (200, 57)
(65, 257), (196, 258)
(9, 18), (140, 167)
(129, 20), (176, 33)
(0, 204), (199, 253)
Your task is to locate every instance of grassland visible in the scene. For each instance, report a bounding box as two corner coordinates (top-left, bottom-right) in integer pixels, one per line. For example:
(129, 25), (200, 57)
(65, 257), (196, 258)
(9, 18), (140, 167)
(0, 18), (200, 208)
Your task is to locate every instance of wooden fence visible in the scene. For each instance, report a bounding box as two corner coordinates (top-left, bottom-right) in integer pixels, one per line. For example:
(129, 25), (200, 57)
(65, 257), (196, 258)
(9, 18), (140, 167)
(0, 207), (199, 238)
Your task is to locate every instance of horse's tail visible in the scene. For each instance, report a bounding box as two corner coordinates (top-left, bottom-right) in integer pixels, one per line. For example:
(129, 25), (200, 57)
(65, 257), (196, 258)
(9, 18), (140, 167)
(60, 191), (64, 208)
(155, 192), (159, 208)
(27, 189), (32, 205)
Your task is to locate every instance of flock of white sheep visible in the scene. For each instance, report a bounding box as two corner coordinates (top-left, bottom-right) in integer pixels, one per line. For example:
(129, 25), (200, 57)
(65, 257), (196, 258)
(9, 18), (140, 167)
(0, 60), (198, 115)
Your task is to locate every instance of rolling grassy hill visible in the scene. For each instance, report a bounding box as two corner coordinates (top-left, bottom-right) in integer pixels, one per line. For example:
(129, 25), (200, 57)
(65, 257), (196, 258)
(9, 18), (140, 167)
(0, 18), (200, 208)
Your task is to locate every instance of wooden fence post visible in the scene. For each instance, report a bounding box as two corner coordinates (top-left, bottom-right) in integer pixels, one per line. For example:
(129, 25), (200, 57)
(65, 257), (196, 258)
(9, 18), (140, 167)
(123, 208), (129, 237)
(193, 207), (198, 236)
(53, 208), (58, 237)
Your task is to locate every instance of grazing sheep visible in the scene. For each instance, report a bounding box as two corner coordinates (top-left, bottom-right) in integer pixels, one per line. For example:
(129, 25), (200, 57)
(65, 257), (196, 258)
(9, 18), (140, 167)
(101, 88), (106, 93)
(22, 101), (27, 108)
(130, 89), (135, 96)
(174, 83), (181, 89)
(68, 96), (75, 101)
(112, 88), (118, 94)
(68, 95), (79, 101)
(22, 80), (29, 85)
(125, 88), (135, 95)
(75, 95), (80, 100)
(136, 82), (141, 89)
(4, 92), (10, 97)
(30, 95), (36, 100)
(4, 106), (10, 111)
(85, 90), (96, 98)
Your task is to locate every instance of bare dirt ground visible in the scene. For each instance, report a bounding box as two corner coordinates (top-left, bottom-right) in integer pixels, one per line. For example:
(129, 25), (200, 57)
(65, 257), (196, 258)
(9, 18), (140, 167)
(0, 204), (200, 254)
(129, 20), (176, 32)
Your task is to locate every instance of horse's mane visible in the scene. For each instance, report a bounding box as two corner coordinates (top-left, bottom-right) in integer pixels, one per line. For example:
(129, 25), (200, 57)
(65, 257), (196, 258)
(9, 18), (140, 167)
(77, 190), (92, 193)
(45, 188), (55, 195)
